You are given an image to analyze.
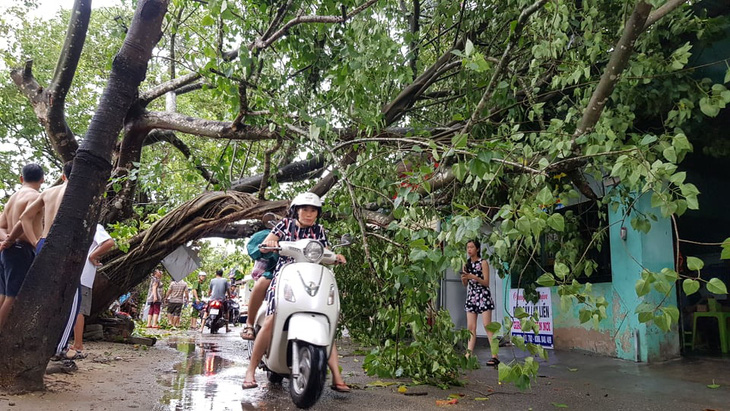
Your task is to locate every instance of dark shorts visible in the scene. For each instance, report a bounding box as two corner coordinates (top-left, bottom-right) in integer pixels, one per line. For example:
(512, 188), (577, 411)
(148, 302), (162, 315)
(0, 242), (35, 297)
(167, 302), (183, 316)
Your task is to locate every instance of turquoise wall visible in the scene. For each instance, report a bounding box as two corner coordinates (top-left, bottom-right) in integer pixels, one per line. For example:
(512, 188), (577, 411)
(530, 193), (680, 361)
(607, 193), (680, 361)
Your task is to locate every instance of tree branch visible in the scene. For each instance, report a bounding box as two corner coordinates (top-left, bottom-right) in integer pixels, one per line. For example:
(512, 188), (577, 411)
(643, 0), (688, 31)
(10, 61), (79, 162)
(138, 72), (202, 106)
(48, 0), (91, 111)
(251, 0), (380, 51)
(143, 129), (218, 183)
(137, 111), (278, 141)
(572, 2), (652, 142)
(230, 155), (326, 193)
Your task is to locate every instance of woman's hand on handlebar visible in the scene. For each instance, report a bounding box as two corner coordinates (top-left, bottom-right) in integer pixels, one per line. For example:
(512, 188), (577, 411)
(335, 254), (347, 264)
(259, 239), (279, 253)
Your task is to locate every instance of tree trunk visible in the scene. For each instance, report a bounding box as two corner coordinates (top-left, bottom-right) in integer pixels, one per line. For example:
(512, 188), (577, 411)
(0, 0), (169, 392)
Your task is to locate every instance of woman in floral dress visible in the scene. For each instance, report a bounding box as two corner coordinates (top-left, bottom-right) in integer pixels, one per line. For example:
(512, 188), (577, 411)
(462, 239), (498, 366)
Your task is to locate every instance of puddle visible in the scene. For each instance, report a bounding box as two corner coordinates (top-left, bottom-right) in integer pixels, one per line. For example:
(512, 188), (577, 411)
(159, 336), (270, 410)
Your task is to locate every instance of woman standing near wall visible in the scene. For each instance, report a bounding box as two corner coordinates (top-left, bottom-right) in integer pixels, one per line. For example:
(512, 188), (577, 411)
(462, 239), (499, 366)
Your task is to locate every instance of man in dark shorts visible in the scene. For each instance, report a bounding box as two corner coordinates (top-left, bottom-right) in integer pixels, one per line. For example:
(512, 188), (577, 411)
(164, 279), (188, 328)
(0, 163), (44, 329)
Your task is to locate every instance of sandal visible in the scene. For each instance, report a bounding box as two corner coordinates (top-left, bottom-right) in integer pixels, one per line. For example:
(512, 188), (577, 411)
(66, 349), (88, 360)
(242, 380), (259, 389)
(240, 325), (255, 341)
(331, 382), (351, 393)
(486, 357), (500, 367)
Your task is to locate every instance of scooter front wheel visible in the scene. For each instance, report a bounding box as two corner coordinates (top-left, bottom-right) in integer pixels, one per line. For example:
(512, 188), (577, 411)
(289, 343), (327, 409)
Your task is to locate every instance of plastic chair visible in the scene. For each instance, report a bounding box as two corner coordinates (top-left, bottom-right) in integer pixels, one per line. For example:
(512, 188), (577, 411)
(691, 298), (730, 353)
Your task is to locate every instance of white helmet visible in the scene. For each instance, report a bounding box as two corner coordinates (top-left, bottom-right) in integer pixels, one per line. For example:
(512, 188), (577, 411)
(291, 192), (323, 208)
(198, 271), (207, 277)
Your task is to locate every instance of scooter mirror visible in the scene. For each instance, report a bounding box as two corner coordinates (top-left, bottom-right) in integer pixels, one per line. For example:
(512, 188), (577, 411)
(263, 212), (279, 228)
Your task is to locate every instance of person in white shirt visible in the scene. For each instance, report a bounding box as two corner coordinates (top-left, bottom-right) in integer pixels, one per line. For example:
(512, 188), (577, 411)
(66, 224), (115, 359)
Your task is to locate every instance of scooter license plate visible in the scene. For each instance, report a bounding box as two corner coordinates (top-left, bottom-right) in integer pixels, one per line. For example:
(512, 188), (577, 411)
(210, 309), (219, 315)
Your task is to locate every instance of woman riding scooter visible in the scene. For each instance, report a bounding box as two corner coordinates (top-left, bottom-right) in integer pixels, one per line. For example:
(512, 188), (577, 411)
(242, 192), (350, 393)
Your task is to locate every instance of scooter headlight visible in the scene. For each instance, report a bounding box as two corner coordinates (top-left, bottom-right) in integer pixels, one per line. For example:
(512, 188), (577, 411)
(283, 281), (296, 303)
(303, 241), (324, 262)
(327, 284), (336, 305)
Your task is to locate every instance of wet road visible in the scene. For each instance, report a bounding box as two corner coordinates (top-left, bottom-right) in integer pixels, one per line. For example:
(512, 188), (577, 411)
(154, 324), (730, 410)
(156, 324), (355, 411)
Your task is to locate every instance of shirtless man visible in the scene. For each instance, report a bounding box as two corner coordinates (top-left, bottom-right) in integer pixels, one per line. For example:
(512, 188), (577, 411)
(0, 163), (44, 328)
(1, 162), (80, 361)
(3, 161), (72, 251)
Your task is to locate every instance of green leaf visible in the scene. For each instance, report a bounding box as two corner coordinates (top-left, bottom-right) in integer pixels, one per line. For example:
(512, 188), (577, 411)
(486, 322), (502, 333)
(537, 186), (554, 205)
(686, 256), (704, 271)
(465, 38), (474, 56)
(551, 403), (568, 408)
(638, 311), (653, 323)
(699, 97), (720, 117)
(707, 380), (720, 389)
(707, 278), (728, 295)
(663, 306), (680, 323)
(451, 133), (468, 149)
(682, 279), (700, 296)
(514, 307), (529, 319)
(663, 147), (677, 163)
(635, 279), (650, 297)
(554, 262), (569, 279)
(654, 311), (672, 331)
(639, 134), (657, 146)
(536, 273), (556, 287)
(720, 238), (730, 259)
(547, 213), (565, 232)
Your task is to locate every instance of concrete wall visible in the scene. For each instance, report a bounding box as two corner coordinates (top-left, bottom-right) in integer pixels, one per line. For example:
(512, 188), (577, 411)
(549, 193), (680, 361)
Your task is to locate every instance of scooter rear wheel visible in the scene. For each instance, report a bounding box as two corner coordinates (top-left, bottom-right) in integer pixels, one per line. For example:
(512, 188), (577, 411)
(289, 343), (327, 409)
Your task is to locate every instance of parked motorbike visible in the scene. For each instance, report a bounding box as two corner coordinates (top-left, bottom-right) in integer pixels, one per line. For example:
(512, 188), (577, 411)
(251, 237), (348, 409)
(202, 299), (228, 334)
(227, 297), (240, 325)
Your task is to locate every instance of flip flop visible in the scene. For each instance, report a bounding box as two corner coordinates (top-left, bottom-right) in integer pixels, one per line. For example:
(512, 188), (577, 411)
(240, 326), (255, 340)
(331, 382), (351, 393)
(242, 380), (259, 389)
(65, 349), (88, 360)
(486, 357), (500, 367)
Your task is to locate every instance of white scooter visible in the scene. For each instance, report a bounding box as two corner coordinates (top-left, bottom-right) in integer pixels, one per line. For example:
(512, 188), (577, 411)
(251, 238), (346, 409)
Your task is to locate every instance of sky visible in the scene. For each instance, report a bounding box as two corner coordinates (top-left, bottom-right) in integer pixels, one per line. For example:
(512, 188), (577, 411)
(31, 0), (122, 19)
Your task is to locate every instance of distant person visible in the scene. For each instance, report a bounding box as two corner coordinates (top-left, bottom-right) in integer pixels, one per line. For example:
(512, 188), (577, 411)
(0, 163), (45, 329)
(202, 269), (230, 333)
(461, 239), (498, 366)
(165, 278), (188, 328)
(67, 224), (115, 359)
(146, 269), (164, 328)
(190, 271), (207, 330)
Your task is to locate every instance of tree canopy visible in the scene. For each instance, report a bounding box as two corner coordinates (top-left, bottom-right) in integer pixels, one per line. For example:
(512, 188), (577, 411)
(2, 0), (730, 390)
